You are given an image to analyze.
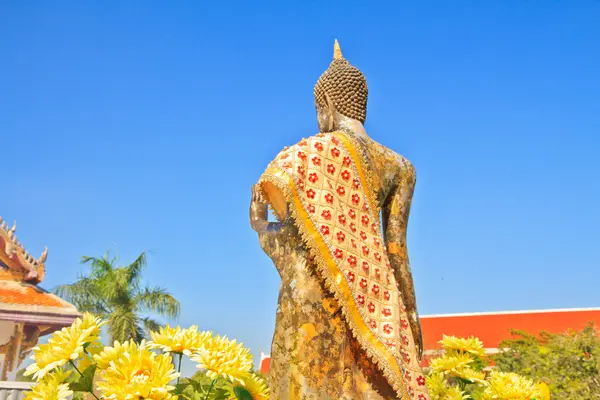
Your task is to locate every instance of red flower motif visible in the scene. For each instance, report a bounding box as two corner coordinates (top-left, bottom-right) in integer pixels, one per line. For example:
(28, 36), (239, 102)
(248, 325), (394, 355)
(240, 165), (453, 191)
(386, 339), (396, 348)
(308, 173), (318, 184)
(404, 370), (411, 381)
(321, 210), (331, 220)
(402, 335), (409, 346)
(331, 147), (341, 157)
(331, 136), (340, 145)
(417, 376), (426, 386)
(404, 353), (411, 364)
(348, 209), (357, 219)
(357, 294), (365, 305)
(353, 179), (360, 189)
(368, 302), (375, 313)
(373, 238), (380, 247)
(306, 189), (316, 199)
(368, 319), (377, 329)
(338, 214), (347, 225)
(401, 319), (409, 329)
(320, 225), (330, 235)
(282, 162), (292, 169)
(360, 231), (367, 240)
(336, 232), (346, 242)
(372, 284), (380, 295)
(350, 223), (357, 232)
(362, 245), (370, 256)
(375, 268), (381, 277)
(352, 194), (360, 205)
(418, 395), (427, 400)
(347, 271), (355, 282)
(311, 156), (321, 166)
(337, 186), (346, 196)
(280, 153), (289, 159)
(371, 223), (378, 234)
(362, 261), (369, 273)
(325, 193), (334, 204)
(361, 215), (370, 225)
(297, 179), (305, 189)
(384, 291), (391, 301)
(343, 156), (351, 166)
(314, 142), (324, 151)
(382, 308), (392, 317)
(334, 249), (344, 259)
(360, 278), (368, 289)
(327, 164), (336, 174)
(383, 324), (393, 334)
(297, 165), (305, 175)
(297, 151), (306, 160)
(347, 255), (357, 266)
(351, 239), (357, 248)
(374, 252), (382, 262)
(308, 204), (316, 213)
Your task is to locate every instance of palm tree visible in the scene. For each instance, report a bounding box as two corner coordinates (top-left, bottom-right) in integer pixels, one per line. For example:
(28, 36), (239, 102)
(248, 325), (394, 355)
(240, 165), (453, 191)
(55, 251), (180, 343)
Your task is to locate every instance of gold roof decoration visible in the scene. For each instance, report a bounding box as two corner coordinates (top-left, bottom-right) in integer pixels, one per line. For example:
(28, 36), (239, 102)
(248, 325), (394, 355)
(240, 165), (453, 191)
(0, 216), (46, 284)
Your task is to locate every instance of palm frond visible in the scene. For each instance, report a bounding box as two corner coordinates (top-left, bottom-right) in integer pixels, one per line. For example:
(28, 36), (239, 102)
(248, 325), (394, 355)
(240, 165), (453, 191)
(134, 286), (180, 320)
(123, 251), (147, 287)
(107, 309), (141, 343)
(142, 317), (162, 336)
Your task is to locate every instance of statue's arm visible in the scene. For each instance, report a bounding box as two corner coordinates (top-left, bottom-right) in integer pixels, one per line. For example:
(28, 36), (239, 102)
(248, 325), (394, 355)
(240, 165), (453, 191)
(250, 185), (285, 235)
(382, 163), (423, 360)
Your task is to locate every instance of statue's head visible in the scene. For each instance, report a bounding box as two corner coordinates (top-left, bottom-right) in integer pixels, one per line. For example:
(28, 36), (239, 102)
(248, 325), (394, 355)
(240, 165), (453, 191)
(314, 40), (368, 132)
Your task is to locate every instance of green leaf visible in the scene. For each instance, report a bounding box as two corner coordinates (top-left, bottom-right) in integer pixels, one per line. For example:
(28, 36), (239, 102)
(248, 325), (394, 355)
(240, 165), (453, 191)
(233, 386), (254, 400)
(68, 365), (97, 392)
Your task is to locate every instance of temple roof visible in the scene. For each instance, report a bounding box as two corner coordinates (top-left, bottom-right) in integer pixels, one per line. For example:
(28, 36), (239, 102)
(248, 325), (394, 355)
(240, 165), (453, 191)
(0, 217), (46, 284)
(0, 279), (80, 327)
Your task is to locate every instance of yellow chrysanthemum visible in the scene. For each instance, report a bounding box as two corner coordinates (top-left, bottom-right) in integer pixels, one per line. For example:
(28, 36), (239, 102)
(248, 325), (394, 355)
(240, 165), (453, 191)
(430, 352), (474, 375)
(25, 313), (105, 380)
(24, 370), (73, 400)
(96, 340), (179, 400)
(453, 366), (487, 384)
(442, 386), (468, 400)
(94, 339), (145, 369)
(536, 382), (551, 400)
(191, 335), (253, 384)
(439, 335), (486, 358)
(78, 340), (105, 371)
(425, 371), (447, 398)
(484, 371), (543, 400)
(149, 324), (211, 356)
(238, 374), (270, 400)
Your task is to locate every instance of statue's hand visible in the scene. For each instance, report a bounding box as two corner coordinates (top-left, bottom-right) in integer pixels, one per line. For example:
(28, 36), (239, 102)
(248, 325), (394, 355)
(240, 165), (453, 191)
(251, 184), (267, 204)
(250, 184), (284, 235)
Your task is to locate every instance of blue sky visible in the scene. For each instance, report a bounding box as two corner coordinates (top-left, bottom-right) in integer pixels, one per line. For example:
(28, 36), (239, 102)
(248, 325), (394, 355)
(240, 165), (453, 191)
(2, 1), (599, 372)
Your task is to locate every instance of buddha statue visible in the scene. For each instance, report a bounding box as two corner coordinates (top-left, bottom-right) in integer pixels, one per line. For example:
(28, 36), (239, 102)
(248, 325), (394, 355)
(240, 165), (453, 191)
(250, 41), (429, 400)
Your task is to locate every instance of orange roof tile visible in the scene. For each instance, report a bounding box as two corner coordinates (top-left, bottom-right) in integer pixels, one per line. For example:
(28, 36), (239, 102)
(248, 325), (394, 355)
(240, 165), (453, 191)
(0, 280), (79, 322)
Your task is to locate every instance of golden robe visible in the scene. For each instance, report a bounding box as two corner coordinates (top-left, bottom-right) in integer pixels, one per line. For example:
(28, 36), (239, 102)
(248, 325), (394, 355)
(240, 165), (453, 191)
(258, 131), (429, 400)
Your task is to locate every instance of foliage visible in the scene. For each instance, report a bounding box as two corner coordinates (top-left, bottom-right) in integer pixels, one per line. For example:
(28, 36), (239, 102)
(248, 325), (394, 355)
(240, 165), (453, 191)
(54, 250), (180, 343)
(493, 324), (600, 400)
(427, 335), (549, 400)
(23, 313), (268, 400)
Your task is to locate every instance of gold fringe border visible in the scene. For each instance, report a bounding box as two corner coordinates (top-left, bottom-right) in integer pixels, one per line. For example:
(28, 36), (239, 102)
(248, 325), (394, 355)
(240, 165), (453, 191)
(259, 165), (410, 400)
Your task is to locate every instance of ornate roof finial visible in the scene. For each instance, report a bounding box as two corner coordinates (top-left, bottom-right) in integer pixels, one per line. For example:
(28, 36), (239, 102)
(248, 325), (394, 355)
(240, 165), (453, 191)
(333, 39), (343, 60)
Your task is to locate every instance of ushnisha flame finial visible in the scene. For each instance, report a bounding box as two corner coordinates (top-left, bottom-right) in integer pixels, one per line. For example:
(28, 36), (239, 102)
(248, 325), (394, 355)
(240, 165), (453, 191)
(333, 39), (343, 60)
